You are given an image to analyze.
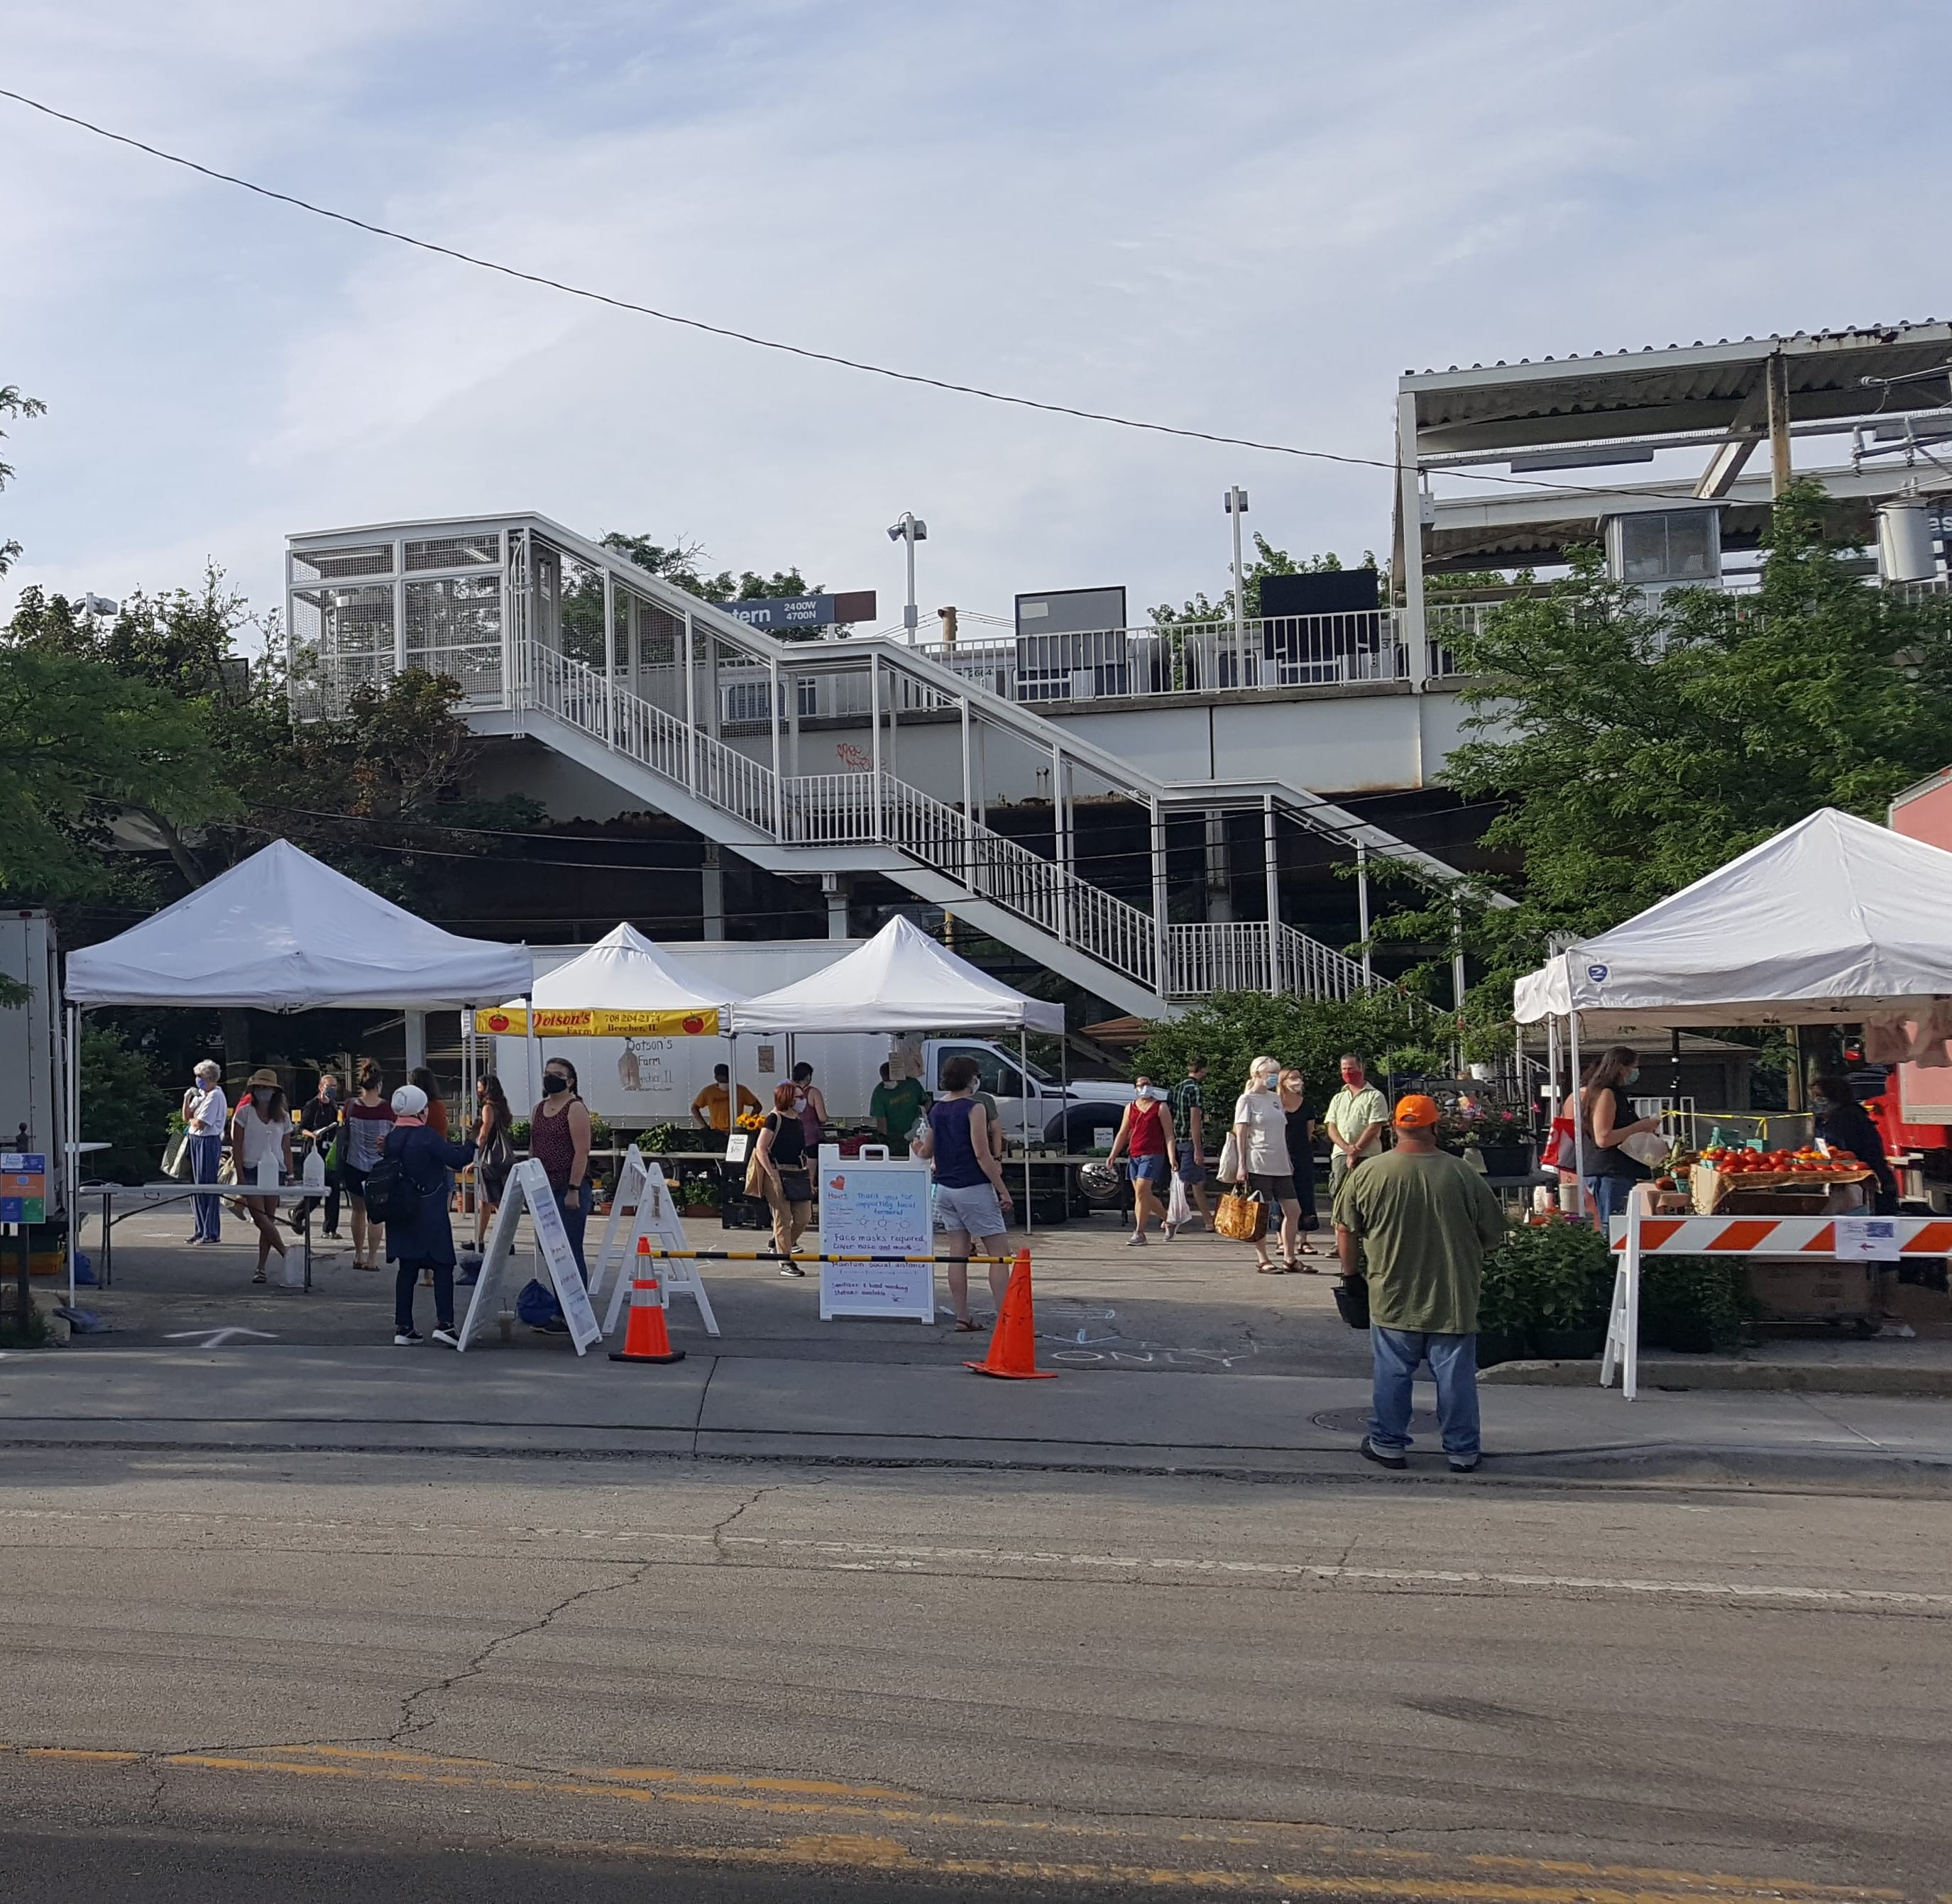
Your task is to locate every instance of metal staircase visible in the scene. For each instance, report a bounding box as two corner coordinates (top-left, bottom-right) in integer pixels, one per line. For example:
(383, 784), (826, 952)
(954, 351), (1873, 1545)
(287, 511), (1485, 1020)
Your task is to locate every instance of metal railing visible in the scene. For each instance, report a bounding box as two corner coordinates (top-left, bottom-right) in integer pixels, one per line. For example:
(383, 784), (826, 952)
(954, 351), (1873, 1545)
(510, 641), (1393, 1004)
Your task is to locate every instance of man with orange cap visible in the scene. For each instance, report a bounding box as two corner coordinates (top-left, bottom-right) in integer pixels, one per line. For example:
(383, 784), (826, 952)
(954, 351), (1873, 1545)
(1333, 1092), (1506, 1473)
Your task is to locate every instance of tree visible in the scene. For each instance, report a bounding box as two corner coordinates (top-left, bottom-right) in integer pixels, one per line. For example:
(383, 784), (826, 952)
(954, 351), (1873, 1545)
(1377, 483), (1952, 1050)
(79, 1022), (175, 1184)
(1131, 989), (1448, 1106)
(1149, 534), (1378, 630)
(595, 532), (844, 643)
(0, 383), (45, 576)
(0, 642), (231, 903)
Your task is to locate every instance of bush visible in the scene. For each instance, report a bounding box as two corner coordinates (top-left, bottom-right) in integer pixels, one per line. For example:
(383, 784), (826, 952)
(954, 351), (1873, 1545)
(1480, 1218), (1613, 1333)
(79, 1023), (173, 1184)
(1641, 1255), (1751, 1350)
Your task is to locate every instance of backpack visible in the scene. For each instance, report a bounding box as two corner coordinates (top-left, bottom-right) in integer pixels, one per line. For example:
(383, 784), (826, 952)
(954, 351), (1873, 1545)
(361, 1148), (436, 1226)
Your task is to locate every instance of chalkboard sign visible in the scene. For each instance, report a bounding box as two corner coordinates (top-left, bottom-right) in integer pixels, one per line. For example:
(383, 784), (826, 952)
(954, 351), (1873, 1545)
(816, 1145), (935, 1323)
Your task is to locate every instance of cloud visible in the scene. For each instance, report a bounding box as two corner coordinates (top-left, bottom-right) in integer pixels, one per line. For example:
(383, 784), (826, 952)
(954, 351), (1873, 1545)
(2, 0), (1948, 643)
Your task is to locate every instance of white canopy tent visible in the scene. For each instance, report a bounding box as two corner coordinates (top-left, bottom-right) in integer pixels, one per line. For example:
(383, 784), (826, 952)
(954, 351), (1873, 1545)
(1514, 809), (1952, 1036)
(529, 923), (741, 1017)
(476, 922), (746, 1105)
(1511, 808), (1952, 1399)
(730, 915), (1063, 1035)
(733, 915), (1065, 1230)
(62, 840), (535, 1302)
(67, 840), (534, 1010)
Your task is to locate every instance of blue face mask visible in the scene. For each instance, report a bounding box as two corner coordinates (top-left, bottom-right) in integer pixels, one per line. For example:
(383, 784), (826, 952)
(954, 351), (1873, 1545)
(1625, 1067), (1640, 1085)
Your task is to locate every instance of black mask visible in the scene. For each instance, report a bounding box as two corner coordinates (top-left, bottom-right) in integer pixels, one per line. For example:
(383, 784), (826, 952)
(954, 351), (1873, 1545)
(541, 1074), (569, 1096)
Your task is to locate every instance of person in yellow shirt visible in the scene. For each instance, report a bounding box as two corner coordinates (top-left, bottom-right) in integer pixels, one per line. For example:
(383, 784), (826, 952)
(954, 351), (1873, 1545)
(692, 1064), (761, 1133)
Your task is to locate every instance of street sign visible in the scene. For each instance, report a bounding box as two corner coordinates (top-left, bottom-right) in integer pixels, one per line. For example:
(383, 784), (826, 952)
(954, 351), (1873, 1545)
(717, 590), (875, 630)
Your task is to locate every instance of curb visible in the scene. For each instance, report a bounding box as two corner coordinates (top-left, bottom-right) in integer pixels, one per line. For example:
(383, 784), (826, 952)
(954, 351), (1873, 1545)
(1481, 1355), (1952, 1398)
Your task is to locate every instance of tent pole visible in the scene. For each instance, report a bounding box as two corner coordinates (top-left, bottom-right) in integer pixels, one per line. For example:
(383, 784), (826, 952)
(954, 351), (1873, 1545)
(525, 996), (542, 1123)
(1567, 986), (1587, 1227)
(65, 1000), (79, 1309)
(1020, 1027), (1032, 1237)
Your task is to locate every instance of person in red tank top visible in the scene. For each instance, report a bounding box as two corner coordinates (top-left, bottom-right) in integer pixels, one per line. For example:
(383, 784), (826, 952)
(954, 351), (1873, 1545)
(1107, 1077), (1173, 1248)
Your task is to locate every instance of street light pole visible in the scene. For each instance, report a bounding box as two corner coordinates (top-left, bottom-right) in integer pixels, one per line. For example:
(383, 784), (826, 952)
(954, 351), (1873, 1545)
(1223, 486), (1249, 678)
(887, 512), (928, 644)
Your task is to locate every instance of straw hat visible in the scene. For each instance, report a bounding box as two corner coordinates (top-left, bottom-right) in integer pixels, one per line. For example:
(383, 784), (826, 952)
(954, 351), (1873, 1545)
(246, 1067), (280, 1089)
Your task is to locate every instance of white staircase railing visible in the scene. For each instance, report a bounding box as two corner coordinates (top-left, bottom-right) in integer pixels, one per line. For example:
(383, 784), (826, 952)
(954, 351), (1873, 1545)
(521, 639), (1380, 1006)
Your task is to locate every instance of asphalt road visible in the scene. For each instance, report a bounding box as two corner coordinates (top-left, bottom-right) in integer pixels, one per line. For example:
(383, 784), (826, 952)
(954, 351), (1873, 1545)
(2, 1445), (1947, 1900)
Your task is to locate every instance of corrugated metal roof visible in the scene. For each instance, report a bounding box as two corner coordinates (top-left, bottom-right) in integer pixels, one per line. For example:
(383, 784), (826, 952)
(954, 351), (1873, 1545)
(1406, 319), (1945, 379)
(1404, 321), (1952, 454)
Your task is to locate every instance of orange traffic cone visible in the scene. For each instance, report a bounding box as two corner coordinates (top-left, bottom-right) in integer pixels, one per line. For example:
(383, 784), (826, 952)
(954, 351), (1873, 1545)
(610, 1275), (686, 1364)
(965, 1249), (1056, 1380)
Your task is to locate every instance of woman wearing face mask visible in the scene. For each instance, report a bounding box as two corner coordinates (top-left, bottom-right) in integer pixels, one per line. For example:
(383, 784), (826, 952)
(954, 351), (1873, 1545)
(531, 1056), (594, 1282)
(1809, 1074), (1899, 1216)
(1579, 1046), (1665, 1230)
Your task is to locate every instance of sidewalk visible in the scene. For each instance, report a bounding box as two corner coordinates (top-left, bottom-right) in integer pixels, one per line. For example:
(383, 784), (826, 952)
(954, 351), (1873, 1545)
(10, 1204), (1948, 1492)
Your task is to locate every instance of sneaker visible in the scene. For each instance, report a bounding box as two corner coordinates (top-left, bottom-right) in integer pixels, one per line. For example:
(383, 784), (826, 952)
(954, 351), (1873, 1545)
(1360, 1437), (1408, 1471)
(394, 1330), (424, 1346)
(430, 1326), (461, 1348)
(779, 1262), (806, 1277)
(1161, 1225), (1178, 1240)
(1447, 1453), (1481, 1474)
(1125, 1232), (1148, 1248)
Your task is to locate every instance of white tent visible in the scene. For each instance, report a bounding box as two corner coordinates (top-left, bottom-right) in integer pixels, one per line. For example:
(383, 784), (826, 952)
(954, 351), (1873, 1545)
(1513, 808), (1952, 1035)
(530, 923), (741, 1014)
(67, 840), (534, 1009)
(730, 915), (1064, 1034)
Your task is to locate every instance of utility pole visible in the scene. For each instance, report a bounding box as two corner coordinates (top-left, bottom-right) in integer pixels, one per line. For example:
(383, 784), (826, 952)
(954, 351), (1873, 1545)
(1766, 353), (1793, 497)
(1223, 488), (1249, 673)
(887, 513), (928, 644)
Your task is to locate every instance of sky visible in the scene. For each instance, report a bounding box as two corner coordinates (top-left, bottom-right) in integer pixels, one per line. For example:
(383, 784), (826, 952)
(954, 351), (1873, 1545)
(4, 0), (1950, 644)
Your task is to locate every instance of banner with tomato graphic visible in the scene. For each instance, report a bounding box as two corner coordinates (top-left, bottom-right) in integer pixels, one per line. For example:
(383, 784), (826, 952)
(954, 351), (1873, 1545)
(471, 1006), (719, 1038)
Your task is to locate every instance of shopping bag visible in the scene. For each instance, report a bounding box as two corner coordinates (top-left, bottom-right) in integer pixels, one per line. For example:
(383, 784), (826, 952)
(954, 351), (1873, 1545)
(162, 1130), (191, 1180)
(1214, 1131), (1241, 1184)
(1166, 1171), (1192, 1231)
(1539, 1116), (1576, 1172)
(1214, 1189), (1266, 1243)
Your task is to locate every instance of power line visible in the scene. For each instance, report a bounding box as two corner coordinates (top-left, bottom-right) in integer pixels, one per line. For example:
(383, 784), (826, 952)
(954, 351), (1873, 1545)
(0, 84), (1749, 507)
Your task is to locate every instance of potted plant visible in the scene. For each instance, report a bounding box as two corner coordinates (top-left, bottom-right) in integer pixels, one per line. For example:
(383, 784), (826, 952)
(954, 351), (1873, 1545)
(1479, 1216), (1613, 1363)
(1439, 1107), (1534, 1181)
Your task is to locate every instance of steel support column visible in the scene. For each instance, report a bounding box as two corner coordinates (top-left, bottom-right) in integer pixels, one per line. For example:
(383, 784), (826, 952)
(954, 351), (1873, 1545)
(1262, 793), (1280, 996)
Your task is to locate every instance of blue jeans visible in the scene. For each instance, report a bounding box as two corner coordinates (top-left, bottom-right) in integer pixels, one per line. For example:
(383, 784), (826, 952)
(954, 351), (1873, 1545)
(1369, 1326), (1480, 1458)
(1584, 1173), (1634, 1228)
(188, 1133), (223, 1240)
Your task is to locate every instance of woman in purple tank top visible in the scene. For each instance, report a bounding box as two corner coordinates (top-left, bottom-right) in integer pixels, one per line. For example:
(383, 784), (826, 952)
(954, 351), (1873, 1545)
(530, 1055), (593, 1291)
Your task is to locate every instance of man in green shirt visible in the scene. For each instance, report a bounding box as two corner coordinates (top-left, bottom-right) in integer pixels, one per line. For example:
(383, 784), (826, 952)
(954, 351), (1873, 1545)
(1323, 1054), (1390, 1198)
(1333, 1092), (1506, 1475)
(869, 1063), (932, 1158)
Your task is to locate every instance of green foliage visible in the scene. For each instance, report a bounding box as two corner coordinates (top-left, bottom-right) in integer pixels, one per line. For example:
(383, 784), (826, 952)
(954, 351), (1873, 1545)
(1374, 485), (1952, 1050)
(589, 532), (840, 646)
(79, 1023), (175, 1184)
(1641, 1255), (1751, 1349)
(1131, 989), (1447, 1105)
(0, 643), (231, 902)
(1150, 535), (1379, 630)
(0, 383), (46, 576)
(1479, 1218), (1613, 1332)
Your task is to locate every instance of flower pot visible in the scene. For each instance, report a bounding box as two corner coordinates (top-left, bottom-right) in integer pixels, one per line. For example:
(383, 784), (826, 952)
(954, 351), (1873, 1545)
(1476, 1144), (1535, 1180)
(1532, 1326), (1603, 1361)
(1476, 1328), (1531, 1368)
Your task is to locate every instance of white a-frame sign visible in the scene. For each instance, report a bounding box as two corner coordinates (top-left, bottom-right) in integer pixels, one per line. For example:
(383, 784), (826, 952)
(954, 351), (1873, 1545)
(590, 1144), (719, 1340)
(458, 1156), (603, 1354)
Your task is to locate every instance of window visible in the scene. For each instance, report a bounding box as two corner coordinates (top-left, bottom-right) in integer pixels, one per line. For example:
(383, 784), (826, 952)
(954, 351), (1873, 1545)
(1611, 510), (1720, 585)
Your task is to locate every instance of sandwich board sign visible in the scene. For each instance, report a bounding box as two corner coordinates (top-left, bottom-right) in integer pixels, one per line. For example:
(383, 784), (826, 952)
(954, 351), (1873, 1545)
(458, 1156), (602, 1354)
(0, 1153), (47, 1224)
(815, 1144), (935, 1324)
(591, 1145), (718, 1338)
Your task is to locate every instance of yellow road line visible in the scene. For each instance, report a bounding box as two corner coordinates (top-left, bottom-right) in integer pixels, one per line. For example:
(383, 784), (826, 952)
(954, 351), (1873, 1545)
(4, 1741), (1897, 1902)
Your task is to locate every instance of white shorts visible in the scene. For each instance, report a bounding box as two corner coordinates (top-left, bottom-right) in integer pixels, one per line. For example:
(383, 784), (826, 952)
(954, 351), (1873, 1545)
(934, 1180), (1006, 1240)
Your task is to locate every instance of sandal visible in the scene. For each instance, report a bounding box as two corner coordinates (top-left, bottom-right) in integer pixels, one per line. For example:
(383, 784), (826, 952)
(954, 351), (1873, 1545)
(953, 1317), (982, 1332)
(251, 1270), (267, 1284)
(1256, 1262), (1283, 1275)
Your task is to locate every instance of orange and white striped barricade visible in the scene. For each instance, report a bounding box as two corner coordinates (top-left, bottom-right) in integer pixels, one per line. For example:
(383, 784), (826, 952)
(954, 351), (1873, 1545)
(1601, 1206), (1936, 1399)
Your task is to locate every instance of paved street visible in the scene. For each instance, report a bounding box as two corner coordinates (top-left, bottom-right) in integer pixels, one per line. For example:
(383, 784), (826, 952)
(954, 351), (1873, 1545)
(3, 1443), (1948, 1900)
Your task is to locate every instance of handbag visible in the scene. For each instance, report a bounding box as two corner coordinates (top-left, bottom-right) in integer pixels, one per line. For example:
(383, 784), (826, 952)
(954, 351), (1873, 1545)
(1214, 1188), (1267, 1243)
(1214, 1130), (1241, 1184)
(1540, 1116), (1577, 1172)
(163, 1130), (191, 1180)
(1332, 1274), (1371, 1331)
